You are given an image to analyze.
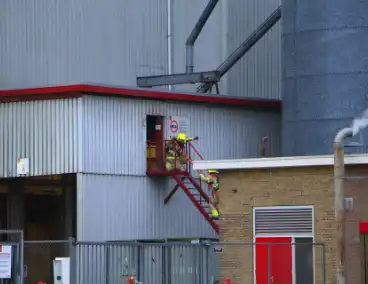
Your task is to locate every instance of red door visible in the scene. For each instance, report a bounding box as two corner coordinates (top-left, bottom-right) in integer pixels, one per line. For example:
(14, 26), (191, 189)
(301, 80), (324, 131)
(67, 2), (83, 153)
(255, 237), (292, 284)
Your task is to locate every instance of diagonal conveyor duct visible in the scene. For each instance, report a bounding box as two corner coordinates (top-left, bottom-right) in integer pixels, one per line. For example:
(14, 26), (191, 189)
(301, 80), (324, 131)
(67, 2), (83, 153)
(197, 6), (282, 93)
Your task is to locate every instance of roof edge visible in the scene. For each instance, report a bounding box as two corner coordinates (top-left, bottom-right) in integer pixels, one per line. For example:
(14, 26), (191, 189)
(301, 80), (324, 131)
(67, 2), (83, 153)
(0, 84), (281, 110)
(193, 154), (368, 170)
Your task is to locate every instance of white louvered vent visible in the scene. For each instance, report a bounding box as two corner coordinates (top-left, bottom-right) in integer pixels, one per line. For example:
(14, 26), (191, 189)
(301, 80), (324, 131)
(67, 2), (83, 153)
(254, 207), (313, 235)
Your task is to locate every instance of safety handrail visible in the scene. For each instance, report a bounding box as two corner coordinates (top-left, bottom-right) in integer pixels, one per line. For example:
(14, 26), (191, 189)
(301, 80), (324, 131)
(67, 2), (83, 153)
(173, 141), (219, 200)
(187, 143), (219, 200)
(189, 143), (205, 160)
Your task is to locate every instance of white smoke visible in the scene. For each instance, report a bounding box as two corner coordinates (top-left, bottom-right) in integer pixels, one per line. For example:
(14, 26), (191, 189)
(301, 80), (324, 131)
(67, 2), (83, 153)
(351, 109), (368, 136)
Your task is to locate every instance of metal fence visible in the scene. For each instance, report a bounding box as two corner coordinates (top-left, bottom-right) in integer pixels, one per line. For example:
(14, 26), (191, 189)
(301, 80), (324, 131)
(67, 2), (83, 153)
(22, 239), (219, 284)
(211, 241), (326, 284)
(0, 237), (326, 284)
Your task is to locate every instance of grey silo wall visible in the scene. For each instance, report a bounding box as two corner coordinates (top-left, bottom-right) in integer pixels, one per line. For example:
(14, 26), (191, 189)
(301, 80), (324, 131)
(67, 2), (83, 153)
(282, 0), (368, 156)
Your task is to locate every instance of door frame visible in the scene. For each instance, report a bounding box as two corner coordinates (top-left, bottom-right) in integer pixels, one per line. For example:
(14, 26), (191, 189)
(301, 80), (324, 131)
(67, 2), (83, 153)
(146, 114), (165, 141)
(252, 206), (315, 284)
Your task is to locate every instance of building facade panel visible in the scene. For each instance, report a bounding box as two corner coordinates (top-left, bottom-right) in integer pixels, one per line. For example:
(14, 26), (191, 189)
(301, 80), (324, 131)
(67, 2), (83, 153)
(0, 98), (80, 177)
(218, 164), (368, 284)
(76, 174), (218, 241)
(81, 95), (281, 176)
(0, 0), (168, 89)
(1, 0), (280, 99)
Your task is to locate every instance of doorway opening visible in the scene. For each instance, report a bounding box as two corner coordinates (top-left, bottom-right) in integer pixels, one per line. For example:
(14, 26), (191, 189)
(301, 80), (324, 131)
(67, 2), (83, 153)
(0, 174), (76, 284)
(146, 115), (165, 173)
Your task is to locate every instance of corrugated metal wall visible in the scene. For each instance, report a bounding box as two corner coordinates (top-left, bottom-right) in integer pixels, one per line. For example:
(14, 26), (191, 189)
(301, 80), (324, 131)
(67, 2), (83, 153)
(226, 0), (281, 99)
(81, 95), (281, 176)
(0, 0), (168, 89)
(0, 0), (281, 99)
(0, 98), (80, 177)
(76, 174), (218, 241)
(78, 95), (280, 240)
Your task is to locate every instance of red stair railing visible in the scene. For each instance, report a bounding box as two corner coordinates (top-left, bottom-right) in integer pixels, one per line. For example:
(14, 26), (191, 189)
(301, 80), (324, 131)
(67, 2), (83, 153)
(176, 141), (219, 201)
(146, 140), (220, 233)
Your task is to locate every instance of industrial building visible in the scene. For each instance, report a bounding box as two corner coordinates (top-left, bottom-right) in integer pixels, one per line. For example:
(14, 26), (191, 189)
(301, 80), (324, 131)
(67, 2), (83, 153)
(0, 0), (285, 282)
(0, 84), (280, 242)
(194, 154), (368, 284)
(2, 0), (368, 282)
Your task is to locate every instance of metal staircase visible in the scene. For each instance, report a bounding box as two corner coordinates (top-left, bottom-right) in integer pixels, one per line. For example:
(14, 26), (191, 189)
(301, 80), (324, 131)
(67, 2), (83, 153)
(146, 140), (220, 233)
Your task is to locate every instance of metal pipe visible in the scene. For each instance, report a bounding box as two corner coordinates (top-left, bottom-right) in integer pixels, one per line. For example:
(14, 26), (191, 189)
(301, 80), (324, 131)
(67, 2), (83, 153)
(260, 136), (269, 157)
(185, 0), (219, 73)
(167, 0), (173, 90)
(334, 127), (353, 284)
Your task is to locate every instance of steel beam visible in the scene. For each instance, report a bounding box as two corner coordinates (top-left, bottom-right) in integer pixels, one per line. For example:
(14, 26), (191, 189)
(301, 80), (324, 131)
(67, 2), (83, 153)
(197, 6), (282, 93)
(137, 71), (220, 87)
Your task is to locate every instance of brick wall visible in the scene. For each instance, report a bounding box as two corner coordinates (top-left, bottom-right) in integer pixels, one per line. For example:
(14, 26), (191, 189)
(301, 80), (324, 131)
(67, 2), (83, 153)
(218, 165), (368, 284)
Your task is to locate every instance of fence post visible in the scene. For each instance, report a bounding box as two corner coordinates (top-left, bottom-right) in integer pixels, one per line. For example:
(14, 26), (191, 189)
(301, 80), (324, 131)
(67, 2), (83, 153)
(19, 230), (24, 284)
(204, 245), (209, 284)
(105, 245), (110, 284)
(68, 237), (76, 284)
(267, 244), (271, 284)
(137, 245), (142, 283)
(322, 244), (326, 284)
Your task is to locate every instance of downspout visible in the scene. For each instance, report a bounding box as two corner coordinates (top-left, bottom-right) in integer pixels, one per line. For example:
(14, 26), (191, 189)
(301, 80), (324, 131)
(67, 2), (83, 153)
(167, 0), (173, 91)
(333, 127), (353, 284)
(260, 136), (269, 157)
(185, 0), (219, 73)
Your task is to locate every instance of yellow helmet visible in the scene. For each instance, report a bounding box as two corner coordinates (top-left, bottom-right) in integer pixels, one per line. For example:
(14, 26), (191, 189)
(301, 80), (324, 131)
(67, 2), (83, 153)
(177, 133), (186, 143)
(208, 170), (219, 174)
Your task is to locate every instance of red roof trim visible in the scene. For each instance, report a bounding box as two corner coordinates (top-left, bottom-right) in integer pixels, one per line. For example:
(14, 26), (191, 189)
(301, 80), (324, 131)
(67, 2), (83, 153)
(0, 84), (281, 110)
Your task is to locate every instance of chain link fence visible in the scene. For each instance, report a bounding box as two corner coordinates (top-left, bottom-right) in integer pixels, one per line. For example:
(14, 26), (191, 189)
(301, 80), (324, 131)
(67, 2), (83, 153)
(0, 235), (326, 284)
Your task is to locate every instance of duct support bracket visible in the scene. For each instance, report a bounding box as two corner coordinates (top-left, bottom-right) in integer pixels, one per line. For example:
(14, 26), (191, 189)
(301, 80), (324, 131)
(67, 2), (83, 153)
(137, 71), (220, 87)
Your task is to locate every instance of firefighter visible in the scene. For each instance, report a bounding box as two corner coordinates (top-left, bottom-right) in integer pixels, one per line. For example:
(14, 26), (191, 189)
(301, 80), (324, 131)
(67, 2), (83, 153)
(165, 133), (198, 171)
(200, 170), (220, 219)
(176, 133), (198, 147)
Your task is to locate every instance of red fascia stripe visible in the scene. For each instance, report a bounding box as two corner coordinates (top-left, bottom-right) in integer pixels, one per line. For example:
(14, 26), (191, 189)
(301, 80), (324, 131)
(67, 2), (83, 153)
(0, 84), (281, 110)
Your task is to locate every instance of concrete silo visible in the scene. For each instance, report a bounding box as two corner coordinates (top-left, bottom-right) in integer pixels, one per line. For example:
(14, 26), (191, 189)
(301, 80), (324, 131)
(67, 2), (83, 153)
(282, 0), (368, 156)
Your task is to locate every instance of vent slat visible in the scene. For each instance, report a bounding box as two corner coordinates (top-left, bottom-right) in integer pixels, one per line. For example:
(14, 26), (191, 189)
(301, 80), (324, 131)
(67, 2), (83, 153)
(254, 207), (313, 235)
